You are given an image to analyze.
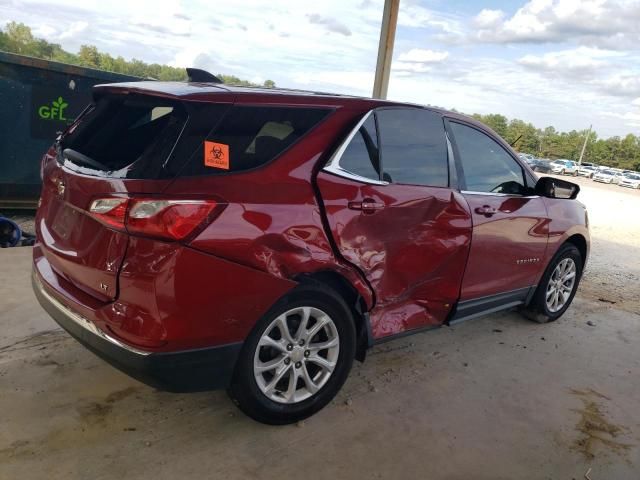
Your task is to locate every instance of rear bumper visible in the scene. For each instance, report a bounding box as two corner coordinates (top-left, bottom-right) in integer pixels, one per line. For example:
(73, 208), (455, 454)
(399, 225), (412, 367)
(33, 270), (242, 392)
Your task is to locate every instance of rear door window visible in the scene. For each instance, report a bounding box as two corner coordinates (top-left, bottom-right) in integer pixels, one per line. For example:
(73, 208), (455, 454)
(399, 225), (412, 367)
(376, 108), (449, 187)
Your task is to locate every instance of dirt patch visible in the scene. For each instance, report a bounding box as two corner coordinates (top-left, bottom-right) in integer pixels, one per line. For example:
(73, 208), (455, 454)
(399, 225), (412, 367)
(77, 387), (140, 424)
(0, 330), (67, 354)
(570, 388), (633, 460)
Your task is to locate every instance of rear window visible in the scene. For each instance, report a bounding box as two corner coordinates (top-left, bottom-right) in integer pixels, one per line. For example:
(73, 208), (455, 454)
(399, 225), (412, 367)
(175, 105), (330, 177)
(61, 94), (330, 179)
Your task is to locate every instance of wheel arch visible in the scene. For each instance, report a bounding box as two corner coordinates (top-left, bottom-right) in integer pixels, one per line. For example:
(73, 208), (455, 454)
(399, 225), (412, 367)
(294, 270), (372, 362)
(565, 233), (588, 265)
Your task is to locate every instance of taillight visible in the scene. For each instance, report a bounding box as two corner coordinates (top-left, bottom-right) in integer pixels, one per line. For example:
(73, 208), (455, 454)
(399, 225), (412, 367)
(88, 197), (218, 241)
(89, 198), (129, 230)
(127, 199), (217, 240)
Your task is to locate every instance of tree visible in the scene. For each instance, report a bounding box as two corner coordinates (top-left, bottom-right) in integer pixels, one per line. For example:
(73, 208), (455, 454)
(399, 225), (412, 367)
(472, 113), (508, 138)
(78, 45), (100, 68)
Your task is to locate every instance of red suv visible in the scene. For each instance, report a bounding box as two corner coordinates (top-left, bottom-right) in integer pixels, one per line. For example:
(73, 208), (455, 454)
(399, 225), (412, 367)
(33, 79), (589, 424)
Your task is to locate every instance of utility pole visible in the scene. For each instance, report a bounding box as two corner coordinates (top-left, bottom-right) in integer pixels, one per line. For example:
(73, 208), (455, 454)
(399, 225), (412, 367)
(578, 124), (592, 165)
(372, 0), (400, 99)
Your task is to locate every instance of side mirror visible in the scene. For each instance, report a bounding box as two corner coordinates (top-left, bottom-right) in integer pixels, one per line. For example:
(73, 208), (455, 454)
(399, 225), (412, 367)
(535, 176), (579, 199)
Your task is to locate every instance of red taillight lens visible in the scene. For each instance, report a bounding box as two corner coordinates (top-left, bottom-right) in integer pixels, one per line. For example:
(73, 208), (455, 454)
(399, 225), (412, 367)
(127, 199), (217, 240)
(89, 198), (129, 230)
(89, 197), (218, 241)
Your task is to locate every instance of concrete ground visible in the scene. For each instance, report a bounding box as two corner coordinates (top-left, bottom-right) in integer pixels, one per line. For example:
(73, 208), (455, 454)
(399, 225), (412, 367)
(1, 176), (639, 480)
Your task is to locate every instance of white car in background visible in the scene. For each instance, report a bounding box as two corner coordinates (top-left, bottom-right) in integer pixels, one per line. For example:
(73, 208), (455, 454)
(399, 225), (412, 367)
(593, 169), (623, 184)
(577, 165), (597, 178)
(550, 159), (579, 175)
(618, 173), (640, 189)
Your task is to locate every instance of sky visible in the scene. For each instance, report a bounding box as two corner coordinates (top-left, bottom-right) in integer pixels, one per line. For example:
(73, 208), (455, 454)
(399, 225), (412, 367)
(2, 0), (640, 138)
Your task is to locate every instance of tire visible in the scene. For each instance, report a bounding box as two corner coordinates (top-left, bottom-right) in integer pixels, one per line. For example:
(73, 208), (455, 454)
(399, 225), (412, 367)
(573, 170), (578, 176)
(228, 283), (356, 424)
(522, 244), (583, 324)
(561, 169), (565, 175)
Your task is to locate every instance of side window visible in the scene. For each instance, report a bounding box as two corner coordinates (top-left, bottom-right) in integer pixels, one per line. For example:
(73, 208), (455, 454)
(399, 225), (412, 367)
(449, 122), (526, 194)
(376, 108), (449, 187)
(177, 106), (330, 177)
(339, 115), (380, 181)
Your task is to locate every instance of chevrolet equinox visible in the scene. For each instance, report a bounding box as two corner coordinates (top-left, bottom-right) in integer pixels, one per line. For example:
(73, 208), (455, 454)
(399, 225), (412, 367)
(33, 77), (589, 424)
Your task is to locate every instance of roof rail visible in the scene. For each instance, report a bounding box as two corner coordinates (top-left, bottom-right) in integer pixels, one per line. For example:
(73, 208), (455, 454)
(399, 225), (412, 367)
(186, 68), (223, 84)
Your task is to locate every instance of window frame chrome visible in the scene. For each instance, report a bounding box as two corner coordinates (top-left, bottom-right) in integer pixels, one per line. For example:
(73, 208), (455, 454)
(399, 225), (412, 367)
(322, 110), (389, 186)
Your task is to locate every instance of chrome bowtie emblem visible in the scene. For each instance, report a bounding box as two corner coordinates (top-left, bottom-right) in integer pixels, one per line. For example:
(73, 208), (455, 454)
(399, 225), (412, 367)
(57, 180), (65, 196)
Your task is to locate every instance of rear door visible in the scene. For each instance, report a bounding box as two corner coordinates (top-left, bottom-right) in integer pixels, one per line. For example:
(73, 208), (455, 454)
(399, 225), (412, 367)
(37, 92), (229, 301)
(446, 120), (549, 304)
(317, 108), (472, 339)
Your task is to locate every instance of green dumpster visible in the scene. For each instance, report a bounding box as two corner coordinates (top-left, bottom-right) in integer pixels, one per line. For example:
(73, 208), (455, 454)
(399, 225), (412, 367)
(0, 51), (139, 208)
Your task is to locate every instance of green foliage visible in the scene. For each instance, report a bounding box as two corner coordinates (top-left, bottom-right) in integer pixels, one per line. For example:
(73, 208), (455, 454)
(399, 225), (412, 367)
(472, 113), (640, 171)
(0, 22), (275, 86)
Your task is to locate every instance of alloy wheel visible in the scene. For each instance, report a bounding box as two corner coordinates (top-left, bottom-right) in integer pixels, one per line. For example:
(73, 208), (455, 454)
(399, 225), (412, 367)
(253, 306), (340, 404)
(545, 258), (577, 313)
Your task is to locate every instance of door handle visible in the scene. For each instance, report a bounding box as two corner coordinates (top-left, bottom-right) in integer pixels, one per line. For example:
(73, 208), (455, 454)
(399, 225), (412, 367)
(348, 198), (384, 214)
(475, 205), (498, 217)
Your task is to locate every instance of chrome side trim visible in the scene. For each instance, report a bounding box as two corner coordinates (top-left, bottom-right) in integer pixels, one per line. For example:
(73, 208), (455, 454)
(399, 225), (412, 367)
(324, 165), (389, 185)
(322, 110), (389, 186)
(33, 272), (152, 356)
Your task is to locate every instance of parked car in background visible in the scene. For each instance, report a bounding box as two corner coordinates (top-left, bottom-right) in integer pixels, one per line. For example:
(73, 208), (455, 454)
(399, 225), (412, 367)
(32, 77), (590, 424)
(550, 159), (578, 176)
(526, 158), (552, 174)
(593, 169), (622, 184)
(618, 173), (640, 189)
(577, 165), (597, 178)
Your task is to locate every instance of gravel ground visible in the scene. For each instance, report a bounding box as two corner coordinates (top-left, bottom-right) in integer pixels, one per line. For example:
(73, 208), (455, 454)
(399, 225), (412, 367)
(0, 175), (639, 480)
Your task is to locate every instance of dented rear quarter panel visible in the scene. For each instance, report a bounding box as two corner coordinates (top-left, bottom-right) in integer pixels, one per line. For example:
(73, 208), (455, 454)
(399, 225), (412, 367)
(178, 106), (376, 310)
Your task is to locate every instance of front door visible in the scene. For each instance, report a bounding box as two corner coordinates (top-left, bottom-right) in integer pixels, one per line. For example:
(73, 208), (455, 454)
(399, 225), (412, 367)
(447, 120), (549, 305)
(317, 108), (472, 339)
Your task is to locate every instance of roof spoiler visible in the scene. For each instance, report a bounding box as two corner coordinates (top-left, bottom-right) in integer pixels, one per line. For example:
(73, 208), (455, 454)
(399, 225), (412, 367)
(186, 68), (223, 84)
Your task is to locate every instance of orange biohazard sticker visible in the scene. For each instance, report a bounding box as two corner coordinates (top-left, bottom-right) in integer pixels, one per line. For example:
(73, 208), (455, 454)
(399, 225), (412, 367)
(204, 141), (230, 170)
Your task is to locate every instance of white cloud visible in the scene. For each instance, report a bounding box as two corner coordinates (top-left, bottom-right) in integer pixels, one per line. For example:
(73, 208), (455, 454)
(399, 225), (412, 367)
(397, 2), (463, 35)
(518, 47), (624, 74)
(306, 13), (352, 36)
(632, 98), (640, 107)
(391, 61), (432, 74)
(471, 0), (640, 49)
(397, 48), (448, 63)
(473, 9), (505, 28)
(59, 20), (88, 39)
